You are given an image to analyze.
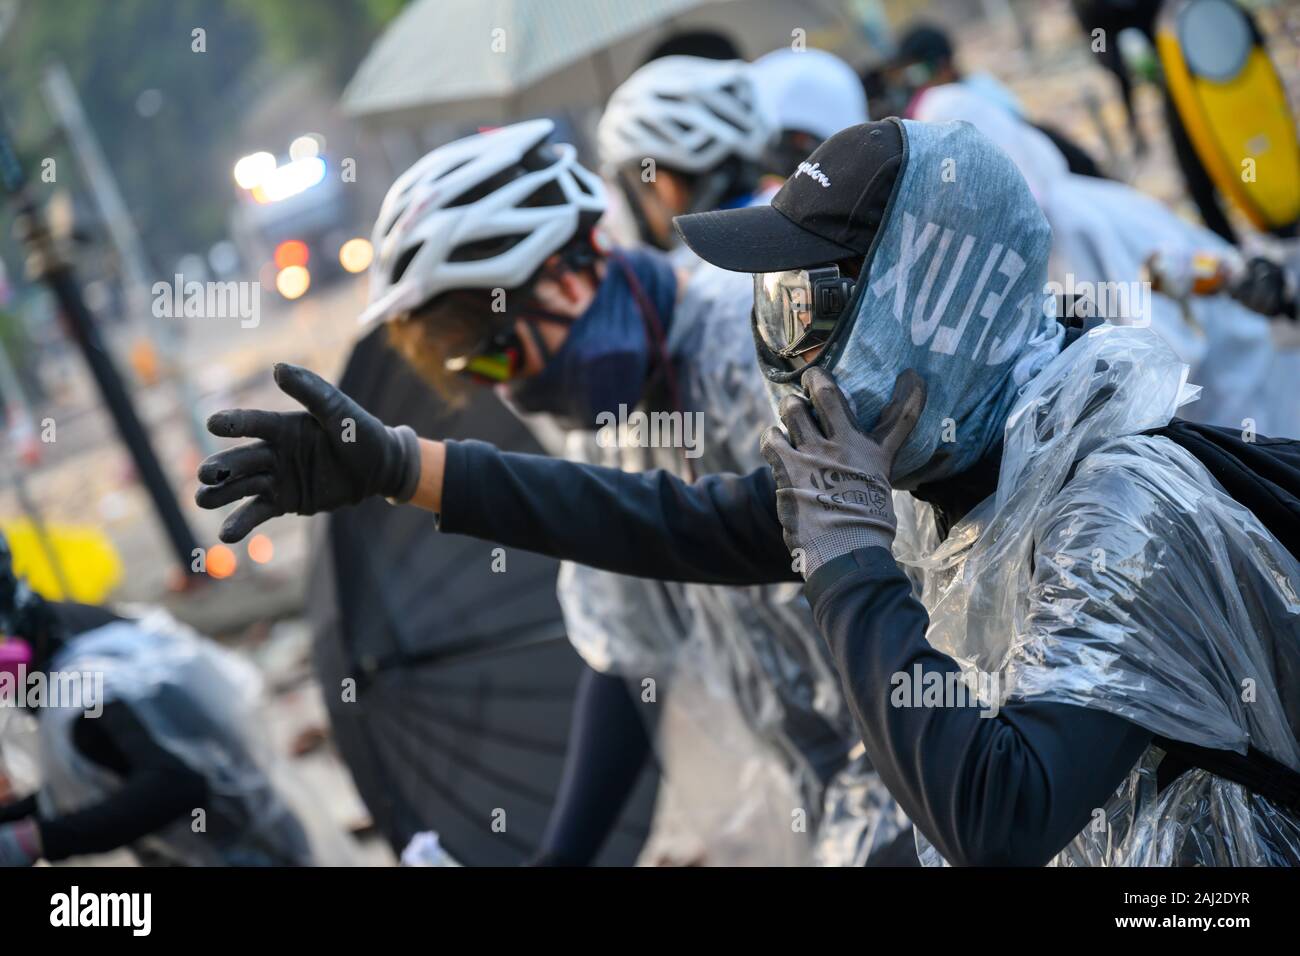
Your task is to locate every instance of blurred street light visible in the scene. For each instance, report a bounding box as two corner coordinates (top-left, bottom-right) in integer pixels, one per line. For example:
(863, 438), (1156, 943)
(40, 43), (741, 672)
(275, 265), (310, 299)
(250, 156), (326, 204)
(274, 239), (309, 270)
(233, 151), (276, 190)
(338, 237), (372, 274)
(289, 134), (323, 161)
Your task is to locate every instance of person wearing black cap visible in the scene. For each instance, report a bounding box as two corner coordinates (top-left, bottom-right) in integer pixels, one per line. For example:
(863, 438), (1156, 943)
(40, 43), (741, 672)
(198, 118), (1300, 866)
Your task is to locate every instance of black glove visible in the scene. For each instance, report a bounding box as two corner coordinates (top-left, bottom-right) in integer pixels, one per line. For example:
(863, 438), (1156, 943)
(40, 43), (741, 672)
(1231, 256), (1296, 320)
(196, 363), (421, 542)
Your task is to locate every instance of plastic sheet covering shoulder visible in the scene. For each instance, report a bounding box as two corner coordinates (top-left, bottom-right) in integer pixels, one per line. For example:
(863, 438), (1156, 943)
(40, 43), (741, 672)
(890, 324), (1300, 866)
(526, 262), (909, 865)
(34, 608), (354, 865)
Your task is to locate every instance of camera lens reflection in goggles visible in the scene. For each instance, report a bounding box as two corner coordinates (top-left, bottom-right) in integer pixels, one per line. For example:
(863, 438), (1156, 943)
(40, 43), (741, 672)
(753, 265), (855, 358)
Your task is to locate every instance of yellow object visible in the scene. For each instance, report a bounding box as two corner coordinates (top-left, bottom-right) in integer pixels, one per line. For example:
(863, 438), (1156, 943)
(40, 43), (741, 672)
(1, 520), (122, 603)
(1158, 0), (1300, 233)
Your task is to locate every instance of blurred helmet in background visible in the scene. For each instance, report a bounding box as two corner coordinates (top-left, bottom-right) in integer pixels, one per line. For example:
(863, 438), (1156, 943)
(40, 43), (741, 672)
(596, 56), (769, 175)
(750, 48), (869, 144)
(749, 47), (869, 178)
(358, 119), (606, 330)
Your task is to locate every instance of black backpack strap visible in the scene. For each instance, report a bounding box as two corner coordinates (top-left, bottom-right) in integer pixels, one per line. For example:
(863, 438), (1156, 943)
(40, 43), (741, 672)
(1155, 735), (1300, 815)
(1150, 419), (1300, 565)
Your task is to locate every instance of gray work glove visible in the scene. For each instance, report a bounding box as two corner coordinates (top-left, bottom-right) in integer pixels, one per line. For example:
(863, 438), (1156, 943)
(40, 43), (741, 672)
(196, 364), (421, 543)
(760, 367), (926, 579)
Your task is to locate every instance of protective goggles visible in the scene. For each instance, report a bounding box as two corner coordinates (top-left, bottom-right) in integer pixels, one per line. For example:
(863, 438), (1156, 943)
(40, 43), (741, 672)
(444, 326), (527, 384)
(444, 307), (576, 385)
(753, 265), (855, 358)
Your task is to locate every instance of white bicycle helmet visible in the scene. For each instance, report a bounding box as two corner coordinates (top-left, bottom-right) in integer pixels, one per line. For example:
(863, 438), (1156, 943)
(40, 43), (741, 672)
(359, 118), (606, 330)
(596, 56), (769, 174)
(749, 48), (868, 143)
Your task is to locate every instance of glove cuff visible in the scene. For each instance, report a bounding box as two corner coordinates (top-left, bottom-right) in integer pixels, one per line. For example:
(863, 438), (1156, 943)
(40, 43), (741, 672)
(801, 525), (895, 578)
(386, 425), (422, 503)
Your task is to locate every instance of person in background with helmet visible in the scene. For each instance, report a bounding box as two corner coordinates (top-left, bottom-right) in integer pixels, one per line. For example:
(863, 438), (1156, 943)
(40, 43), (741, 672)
(596, 55), (770, 269)
(200, 118), (911, 866)
(0, 534), (333, 867)
(748, 47), (870, 200)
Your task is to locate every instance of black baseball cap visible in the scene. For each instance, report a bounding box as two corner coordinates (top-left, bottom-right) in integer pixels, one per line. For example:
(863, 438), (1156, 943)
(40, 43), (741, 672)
(673, 119), (905, 273)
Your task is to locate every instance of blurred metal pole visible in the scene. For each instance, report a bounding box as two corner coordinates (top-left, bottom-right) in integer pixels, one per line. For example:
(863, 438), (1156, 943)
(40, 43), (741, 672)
(0, 101), (201, 580)
(41, 61), (214, 455)
(0, 340), (71, 599)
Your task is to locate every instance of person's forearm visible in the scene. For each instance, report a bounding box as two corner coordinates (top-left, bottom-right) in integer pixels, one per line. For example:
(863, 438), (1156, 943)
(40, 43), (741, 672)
(410, 437), (447, 512)
(433, 438), (798, 585)
(37, 766), (207, 861)
(0, 794), (38, 825)
(806, 547), (1152, 867)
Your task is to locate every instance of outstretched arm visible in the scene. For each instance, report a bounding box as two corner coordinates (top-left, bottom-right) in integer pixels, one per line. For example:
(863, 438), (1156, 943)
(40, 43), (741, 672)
(197, 365), (796, 585)
(435, 439), (795, 585)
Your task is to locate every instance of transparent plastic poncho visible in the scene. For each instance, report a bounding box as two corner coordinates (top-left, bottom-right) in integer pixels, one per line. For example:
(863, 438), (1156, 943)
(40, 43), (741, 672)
(35, 609), (352, 865)
(891, 324), (1300, 866)
(526, 261), (906, 865)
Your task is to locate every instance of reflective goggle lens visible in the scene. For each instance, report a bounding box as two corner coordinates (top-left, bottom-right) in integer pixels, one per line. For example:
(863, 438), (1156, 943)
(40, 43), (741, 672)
(447, 346), (522, 384)
(754, 270), (815, 356)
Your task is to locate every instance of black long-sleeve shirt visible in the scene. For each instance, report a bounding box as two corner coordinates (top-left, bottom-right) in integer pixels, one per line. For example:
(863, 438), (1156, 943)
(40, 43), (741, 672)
(0, 700), (209, 862)
(0, 604), (208, 862)
(440, 439), (1152, 865)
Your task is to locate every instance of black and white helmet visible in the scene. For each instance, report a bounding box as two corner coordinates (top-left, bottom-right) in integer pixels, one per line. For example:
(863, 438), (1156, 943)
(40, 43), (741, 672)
(596, 56), (769, 175)
(359, 119), (606, 330)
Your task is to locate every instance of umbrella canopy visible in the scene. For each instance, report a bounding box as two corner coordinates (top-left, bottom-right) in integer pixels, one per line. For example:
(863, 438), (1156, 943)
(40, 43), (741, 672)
(308, 327), (657, 865)
(342, 0), (877, 126)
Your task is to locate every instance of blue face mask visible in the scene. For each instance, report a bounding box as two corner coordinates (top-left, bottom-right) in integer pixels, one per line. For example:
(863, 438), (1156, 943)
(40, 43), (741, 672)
(764, 119), (1063, 489)
(505, 248), (677, 431)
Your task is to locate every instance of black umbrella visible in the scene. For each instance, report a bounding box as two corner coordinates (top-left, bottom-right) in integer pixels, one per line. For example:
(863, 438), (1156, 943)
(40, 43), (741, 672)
(308, 327), (656, 866)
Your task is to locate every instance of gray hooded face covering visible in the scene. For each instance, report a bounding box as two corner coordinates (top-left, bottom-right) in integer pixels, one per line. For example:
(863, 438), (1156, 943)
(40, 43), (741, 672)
(768, 119), (1063, 489)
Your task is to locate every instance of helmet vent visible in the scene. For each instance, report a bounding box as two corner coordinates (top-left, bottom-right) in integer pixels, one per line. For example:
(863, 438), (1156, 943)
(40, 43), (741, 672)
(447, 233), (528, 263)
(390, 242), (423, 284)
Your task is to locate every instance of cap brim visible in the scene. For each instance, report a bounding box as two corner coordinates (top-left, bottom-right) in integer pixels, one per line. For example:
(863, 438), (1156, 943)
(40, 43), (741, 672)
(673, 204), (858, 274)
